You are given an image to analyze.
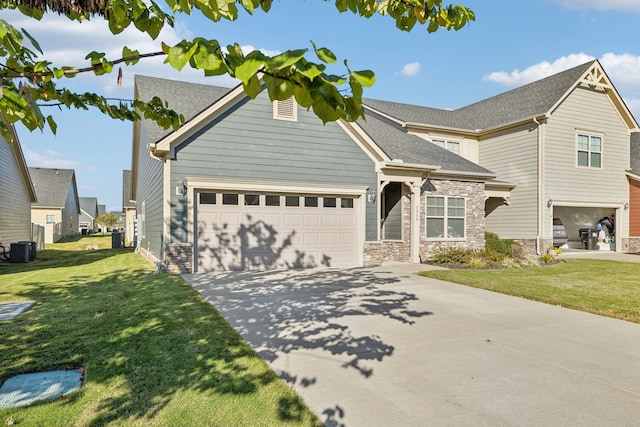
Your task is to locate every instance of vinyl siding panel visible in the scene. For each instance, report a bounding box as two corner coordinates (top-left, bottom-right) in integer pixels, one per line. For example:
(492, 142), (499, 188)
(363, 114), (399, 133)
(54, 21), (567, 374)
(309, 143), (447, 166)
(480, 125), (539, 238)
(0, 139), (32, 244)
(136, 122), (164, 260)
(170, 92), (377, 242)
(629, 179), (640, 236)
(545, 86), (629, 202)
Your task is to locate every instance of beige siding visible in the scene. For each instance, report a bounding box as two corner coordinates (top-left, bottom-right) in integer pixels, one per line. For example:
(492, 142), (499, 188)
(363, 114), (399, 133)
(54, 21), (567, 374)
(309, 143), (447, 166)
(0, 139), (32, 245)
(544, 86), (629, 236)
(480, 125), (539, 239)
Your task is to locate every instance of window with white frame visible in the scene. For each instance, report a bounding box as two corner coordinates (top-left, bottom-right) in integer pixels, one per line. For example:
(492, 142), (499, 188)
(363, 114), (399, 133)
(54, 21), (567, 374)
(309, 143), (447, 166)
(577, 133), (602, 168)
(46, 214), (56, 224)
(431, 139), (461, 155)
(426, 196), (465, 238)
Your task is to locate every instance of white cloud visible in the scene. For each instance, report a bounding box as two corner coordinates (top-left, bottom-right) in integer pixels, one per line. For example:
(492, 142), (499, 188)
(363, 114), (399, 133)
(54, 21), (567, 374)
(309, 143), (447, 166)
(482, 53), (596, 87)
(24, 147), (95, 170)
(549, 0), (640, 12)
(398, 62), (421, 76)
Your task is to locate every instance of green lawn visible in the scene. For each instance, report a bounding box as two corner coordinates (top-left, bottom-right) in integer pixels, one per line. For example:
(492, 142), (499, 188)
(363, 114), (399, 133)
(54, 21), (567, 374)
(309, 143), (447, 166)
(419, 258), (640, 323)
(0, 235), (320, 426)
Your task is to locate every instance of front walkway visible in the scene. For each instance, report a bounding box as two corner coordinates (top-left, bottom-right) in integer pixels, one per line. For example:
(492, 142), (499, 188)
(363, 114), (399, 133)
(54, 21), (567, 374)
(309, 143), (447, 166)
(185, 263), (640, 426)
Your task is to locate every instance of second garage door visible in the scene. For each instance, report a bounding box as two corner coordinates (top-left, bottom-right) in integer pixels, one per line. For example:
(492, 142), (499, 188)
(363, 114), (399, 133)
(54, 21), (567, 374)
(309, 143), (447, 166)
(196, 191), (360, 271)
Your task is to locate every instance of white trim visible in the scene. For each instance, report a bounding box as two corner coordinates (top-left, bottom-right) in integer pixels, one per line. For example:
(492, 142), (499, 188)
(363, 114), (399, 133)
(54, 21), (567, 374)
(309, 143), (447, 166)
(163, 158), (171, 251)
(337, 121), (390, 164)
(184, 178), (368, 196)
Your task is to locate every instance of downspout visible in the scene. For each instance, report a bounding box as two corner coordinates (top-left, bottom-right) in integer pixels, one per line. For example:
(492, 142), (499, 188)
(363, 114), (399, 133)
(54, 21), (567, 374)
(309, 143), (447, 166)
(534, 117), (545, 255)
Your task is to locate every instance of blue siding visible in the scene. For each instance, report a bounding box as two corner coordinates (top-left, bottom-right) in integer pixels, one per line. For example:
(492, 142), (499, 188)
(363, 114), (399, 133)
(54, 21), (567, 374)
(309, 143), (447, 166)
(136, 121), (164, 260)
(170, 92), (377, 242)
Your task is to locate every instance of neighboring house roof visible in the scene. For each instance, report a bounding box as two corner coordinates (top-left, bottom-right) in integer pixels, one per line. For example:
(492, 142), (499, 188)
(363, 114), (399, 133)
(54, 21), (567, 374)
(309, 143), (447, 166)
(357, 114), (494, 177)
(122, 170), (135, 209)
(98, 205), (106, 216)
(364, 60), (638, 133)
(79, 197), (98, 218)
(29, 167), (78, 209)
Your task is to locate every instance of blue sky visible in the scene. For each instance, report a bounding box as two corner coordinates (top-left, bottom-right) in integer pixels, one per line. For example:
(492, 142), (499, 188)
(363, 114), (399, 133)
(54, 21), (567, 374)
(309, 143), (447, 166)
(2, 0), (640, 211)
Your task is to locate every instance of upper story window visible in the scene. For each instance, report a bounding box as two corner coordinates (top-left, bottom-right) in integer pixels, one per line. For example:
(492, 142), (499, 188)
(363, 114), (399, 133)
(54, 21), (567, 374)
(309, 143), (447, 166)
(577, 133), (602, 168)
(431, 139), (461, 155)
(46, 214), (56, 224)
(426, 196), (465, 239)
(273, 97), (297, 122)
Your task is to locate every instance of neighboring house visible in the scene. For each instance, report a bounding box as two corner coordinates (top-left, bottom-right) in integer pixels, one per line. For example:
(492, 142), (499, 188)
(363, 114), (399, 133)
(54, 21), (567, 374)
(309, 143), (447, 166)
(628, 132), (640, 244)
(122, 169), (136, 244)
(95, 204), (107, 231)
(131, 60), (639, 273)
(0, 129), (37, 248)
(79, 197), (99, 233)
(365, 60), (639, 253)
(29, 168), (80, 243)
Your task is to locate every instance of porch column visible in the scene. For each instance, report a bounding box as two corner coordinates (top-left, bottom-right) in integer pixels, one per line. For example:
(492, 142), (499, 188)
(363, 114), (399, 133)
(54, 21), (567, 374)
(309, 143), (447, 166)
(410, 182), (421, 263)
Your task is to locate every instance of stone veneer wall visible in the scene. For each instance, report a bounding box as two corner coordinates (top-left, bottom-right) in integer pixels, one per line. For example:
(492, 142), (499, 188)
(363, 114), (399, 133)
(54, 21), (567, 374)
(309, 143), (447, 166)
(165, 243), (193, 274)
(621, 238), (640, 253)
(419, 179), (486, 261)
(363, 186), (412, 266)
(512, 238), (554, 256)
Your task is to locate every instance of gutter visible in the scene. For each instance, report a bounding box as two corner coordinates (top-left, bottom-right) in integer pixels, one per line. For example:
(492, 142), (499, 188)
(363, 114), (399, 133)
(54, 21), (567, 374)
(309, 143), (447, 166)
(534, 117), (545, 255)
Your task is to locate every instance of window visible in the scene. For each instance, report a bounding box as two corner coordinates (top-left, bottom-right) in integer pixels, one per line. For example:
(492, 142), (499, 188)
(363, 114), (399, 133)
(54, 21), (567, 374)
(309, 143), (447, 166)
(244, 194), (260, 206)
(222, 193), (239, 205)
(265, 195), (280, 206)
(323, 197), (337, 208)
(46, 214), (56, 224)
(577, 133), (602, 168)
(432, 139), (461, 155)
(304, 196), (318, 207)
(285, 195), (300, 207)
(199, 192), (216, 205)
(341, 198), (354, 208)
(426, 196), (465, 238)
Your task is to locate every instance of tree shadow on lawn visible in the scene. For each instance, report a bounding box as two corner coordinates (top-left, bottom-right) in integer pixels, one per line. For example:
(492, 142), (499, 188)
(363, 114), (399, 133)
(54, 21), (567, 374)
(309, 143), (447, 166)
(0, 248), (124, 275)
(1, 259), (314, 425)
(190, 267), (433, 425)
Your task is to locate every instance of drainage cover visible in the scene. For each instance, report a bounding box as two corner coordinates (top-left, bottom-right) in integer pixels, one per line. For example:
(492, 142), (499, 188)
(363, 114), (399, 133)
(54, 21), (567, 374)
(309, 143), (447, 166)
(0, 301), (35, 321)
(0, 370), (82, 408)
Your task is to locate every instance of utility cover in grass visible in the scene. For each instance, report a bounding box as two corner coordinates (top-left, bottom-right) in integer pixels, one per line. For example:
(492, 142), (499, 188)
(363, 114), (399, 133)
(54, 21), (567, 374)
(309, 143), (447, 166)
(0, 301), (35, 321)
(0, 370), (82, 408)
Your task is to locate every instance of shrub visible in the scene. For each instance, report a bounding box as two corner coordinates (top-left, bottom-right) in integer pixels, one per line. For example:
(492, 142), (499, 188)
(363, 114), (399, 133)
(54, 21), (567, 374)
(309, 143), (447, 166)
(539, 254), (556, 264)
(431, 248), (474, 265)
(501, 257), (522, 269)
(468, 256), (486, 269)
(485, 232), (523, 258)
(480, 249), (506, 266)
(521, 254), (541, 267)
(550, 246), (563, 255)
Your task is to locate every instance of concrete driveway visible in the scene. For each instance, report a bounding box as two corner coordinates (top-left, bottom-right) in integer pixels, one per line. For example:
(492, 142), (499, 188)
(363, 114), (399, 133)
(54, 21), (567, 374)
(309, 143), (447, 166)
(185, 263), (640, 426)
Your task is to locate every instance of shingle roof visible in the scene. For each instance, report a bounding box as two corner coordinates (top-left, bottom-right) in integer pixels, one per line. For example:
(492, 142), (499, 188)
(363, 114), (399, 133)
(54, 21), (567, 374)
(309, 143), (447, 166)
(122, 170), (135, 209)
(364, 61), (596, 132)
(29, 168), (75, 208)
(135, 75), (231, 143)
(358, 115), (494, 176)
(79, 197), (98, 217)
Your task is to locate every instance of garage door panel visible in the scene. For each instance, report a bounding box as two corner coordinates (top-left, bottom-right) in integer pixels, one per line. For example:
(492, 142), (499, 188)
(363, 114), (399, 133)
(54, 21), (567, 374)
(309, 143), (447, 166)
(197, 191), (359, 271)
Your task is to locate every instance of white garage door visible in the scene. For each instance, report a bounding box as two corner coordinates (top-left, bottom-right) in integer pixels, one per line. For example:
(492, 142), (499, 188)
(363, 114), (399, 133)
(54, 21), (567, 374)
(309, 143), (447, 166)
(196, 191), (360, 271)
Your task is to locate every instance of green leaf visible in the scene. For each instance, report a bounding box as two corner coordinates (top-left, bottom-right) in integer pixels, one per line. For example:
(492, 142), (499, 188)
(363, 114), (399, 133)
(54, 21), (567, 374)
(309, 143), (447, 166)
(122, 46), (140, 65)
(349, 69), (375, 87)
(234, 50), (267, 83)
(46, 115), (57, 135)
(311, 40), (336, 64)
(267, 49), (307, 71)
(21, 27), (42, 54)
(167, 41), (198, 71)
(243, 74), (262, 98)
(264, 75), (295, 101)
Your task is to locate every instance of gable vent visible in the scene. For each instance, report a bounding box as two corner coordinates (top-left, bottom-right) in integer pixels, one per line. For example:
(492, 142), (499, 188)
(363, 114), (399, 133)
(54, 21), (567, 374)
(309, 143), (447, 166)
(273, 97), (297, 122)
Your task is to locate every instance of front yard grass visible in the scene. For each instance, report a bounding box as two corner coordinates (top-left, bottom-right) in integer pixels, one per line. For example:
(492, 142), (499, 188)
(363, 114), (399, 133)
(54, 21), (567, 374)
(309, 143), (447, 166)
(419, 258), (640, 323)
(0, 235), (320, 426)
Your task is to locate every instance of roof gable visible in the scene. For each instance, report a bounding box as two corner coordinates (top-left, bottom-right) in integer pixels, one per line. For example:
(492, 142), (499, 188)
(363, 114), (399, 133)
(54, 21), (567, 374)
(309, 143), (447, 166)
(29, 167), (77, 208)
(364, 60), (638, 133)
(79, 197), (98, 217)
